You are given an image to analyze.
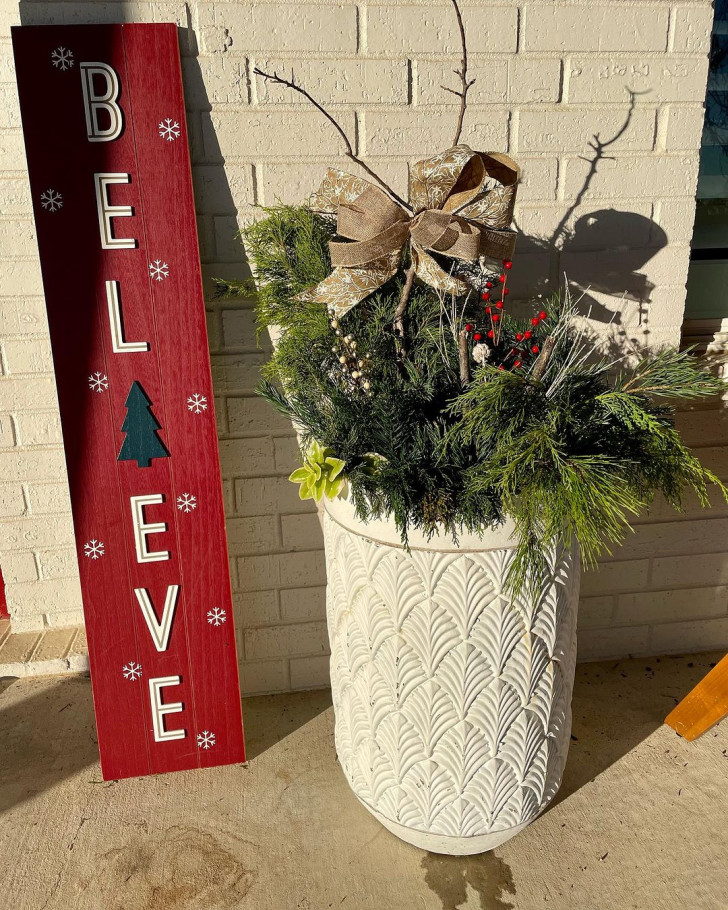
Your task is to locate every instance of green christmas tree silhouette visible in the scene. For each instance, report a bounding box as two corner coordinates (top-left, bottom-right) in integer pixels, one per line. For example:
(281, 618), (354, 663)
(117, 380), (170, 468)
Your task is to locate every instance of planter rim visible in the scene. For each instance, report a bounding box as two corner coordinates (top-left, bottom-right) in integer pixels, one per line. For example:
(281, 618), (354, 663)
(323, 494), (518, 552)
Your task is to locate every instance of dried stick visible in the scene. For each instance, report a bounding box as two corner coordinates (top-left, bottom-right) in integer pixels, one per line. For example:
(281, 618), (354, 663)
(390, 0), (475, 354)
(531, 336), (556, 382)
(393, 262), (417, 353)
(254, 68), (411, 212)
(458, 328), (470, 384)
(442, 0), (475, 146)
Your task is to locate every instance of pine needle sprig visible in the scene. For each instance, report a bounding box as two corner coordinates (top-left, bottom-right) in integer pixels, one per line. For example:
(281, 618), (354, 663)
(609, 347), (726, 401)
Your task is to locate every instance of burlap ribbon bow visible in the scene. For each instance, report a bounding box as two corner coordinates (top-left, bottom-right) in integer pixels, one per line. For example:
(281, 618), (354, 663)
(305, 145), (520, 317)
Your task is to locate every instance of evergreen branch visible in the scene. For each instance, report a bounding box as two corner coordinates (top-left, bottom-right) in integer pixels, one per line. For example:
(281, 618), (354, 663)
(213, 276), (256, 299)
(613, 347), (725, 400)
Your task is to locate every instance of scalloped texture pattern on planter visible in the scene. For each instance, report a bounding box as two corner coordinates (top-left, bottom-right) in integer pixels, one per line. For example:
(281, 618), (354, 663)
(324, 509), (580, 851)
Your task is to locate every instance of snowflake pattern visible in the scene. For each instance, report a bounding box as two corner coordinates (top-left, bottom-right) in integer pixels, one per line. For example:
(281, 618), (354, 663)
(158, 118), (180, 142)
(122, 661), (142, 681)
(88, 371), (109, 393)
(83, 539), (105, 560)
(207, 607), (227, 627)
(148, 259), (169, 282)
(187, 393), (208, 414)
(176, 492), (197, 513)
(40, 189), (63, 213)
(51, 47), (74, 71)
(197, 730), (216, 750)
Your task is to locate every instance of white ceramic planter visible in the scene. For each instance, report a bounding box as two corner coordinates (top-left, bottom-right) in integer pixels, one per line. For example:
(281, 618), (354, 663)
(323, 496), (580, 855)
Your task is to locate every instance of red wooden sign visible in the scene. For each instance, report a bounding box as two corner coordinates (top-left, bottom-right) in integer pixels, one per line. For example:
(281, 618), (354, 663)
(12, 23), (246, 779)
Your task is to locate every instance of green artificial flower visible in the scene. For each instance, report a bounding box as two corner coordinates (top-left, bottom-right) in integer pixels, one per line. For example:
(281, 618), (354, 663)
(289, 441), (347, 502)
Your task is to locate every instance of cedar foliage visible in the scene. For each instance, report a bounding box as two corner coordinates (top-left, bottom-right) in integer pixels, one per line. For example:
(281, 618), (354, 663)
(217, 204), (728, 594)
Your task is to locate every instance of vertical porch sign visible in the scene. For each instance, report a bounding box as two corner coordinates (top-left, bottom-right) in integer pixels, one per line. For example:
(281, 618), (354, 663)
(12, 24), (246, 779)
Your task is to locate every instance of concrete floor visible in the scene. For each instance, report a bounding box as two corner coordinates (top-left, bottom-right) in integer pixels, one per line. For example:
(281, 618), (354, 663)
(1, 653), (727, 910)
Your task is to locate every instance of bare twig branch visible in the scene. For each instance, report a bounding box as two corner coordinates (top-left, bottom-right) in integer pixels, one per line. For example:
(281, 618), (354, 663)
(531, 336), (556, 382)
(393, 262), (417, 353)
(447, 0), (475, 146)
(390, 0), (473, 352)
(254, 67), (411, 211)
(458, 329), (471, 384)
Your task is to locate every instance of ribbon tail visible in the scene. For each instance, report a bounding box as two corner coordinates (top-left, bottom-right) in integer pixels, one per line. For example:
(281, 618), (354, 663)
(412, 244), (470, 297)
(299, 251), (401, 318)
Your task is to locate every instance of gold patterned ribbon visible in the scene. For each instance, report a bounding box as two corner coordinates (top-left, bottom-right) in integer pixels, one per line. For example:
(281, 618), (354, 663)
(304, 145), (520, 316)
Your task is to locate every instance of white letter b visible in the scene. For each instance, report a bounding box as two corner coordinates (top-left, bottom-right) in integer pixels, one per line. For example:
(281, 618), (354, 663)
(80, 62), (123, 142)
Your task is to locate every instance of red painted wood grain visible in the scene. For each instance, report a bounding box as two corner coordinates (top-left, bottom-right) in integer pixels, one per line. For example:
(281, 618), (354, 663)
(12, 23), (245, 779)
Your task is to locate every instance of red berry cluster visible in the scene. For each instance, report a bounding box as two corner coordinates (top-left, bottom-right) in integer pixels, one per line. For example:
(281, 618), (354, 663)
(499, 311), (548, 371)
(463, 257), (549, 372)
(470, 259), (512, 346)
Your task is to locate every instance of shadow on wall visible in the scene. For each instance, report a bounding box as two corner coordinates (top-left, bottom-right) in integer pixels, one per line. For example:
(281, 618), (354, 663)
(512, 94), (669, 349)
(16, 0), (317, 660)
(179, 41), (323, 660)
(517, 210), (668, 334)
(15, 3), (138, 620)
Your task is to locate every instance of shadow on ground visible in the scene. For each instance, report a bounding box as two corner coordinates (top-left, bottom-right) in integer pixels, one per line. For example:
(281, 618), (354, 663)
(0, 675), (98, 817)
(417, 651), (723, 910)
(554, 651), (720, 806)
(242, 688), (332, 761)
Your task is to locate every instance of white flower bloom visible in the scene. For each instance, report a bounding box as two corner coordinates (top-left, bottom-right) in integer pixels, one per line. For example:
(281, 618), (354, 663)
(472, 343), (491, 365)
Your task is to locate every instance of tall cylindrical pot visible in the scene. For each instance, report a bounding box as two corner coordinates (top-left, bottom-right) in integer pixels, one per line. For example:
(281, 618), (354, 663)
(323, 497), (580, 855)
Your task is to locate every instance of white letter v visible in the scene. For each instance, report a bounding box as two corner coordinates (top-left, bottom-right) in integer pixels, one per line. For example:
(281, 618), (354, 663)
(134, 585), (180, 652)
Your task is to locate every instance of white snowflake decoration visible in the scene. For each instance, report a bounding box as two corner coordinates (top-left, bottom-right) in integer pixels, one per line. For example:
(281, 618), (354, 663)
(197, 730), (216, 750)
(207, 607), (227, 627)
(122, 661), (142, 681)
(40, 189), (63, 212)
(51, 47), (74, 71)
(88, 371), (108, 393)
(158, 118), (180, 142)
(176, 492), (197, 513)
(83, 539), (105, 559)
(187, 393), (208, 414)
(148, 259), (169, 282)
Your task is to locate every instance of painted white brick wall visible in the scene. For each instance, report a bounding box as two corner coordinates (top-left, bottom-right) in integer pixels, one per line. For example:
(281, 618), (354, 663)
(0, 0), (725, 695)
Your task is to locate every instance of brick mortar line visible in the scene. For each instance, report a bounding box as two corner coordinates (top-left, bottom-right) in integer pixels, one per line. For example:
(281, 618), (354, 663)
(240, 616), (328, 631)
(191, 155), (699, 164)
(192, 0), (712, 6)
(0, 375), (57, 383)
(0, 333), (52, 341)
(194, 47), (712, 57)
(667, 5), (678, 53)
(204, 101), (673, 110)
(357, 3), (366, 56)
(236, 583), (328, 596)
(192, 153), (704, 163)
(646, 613), (728, 629)
(223, 52), (710, 61)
